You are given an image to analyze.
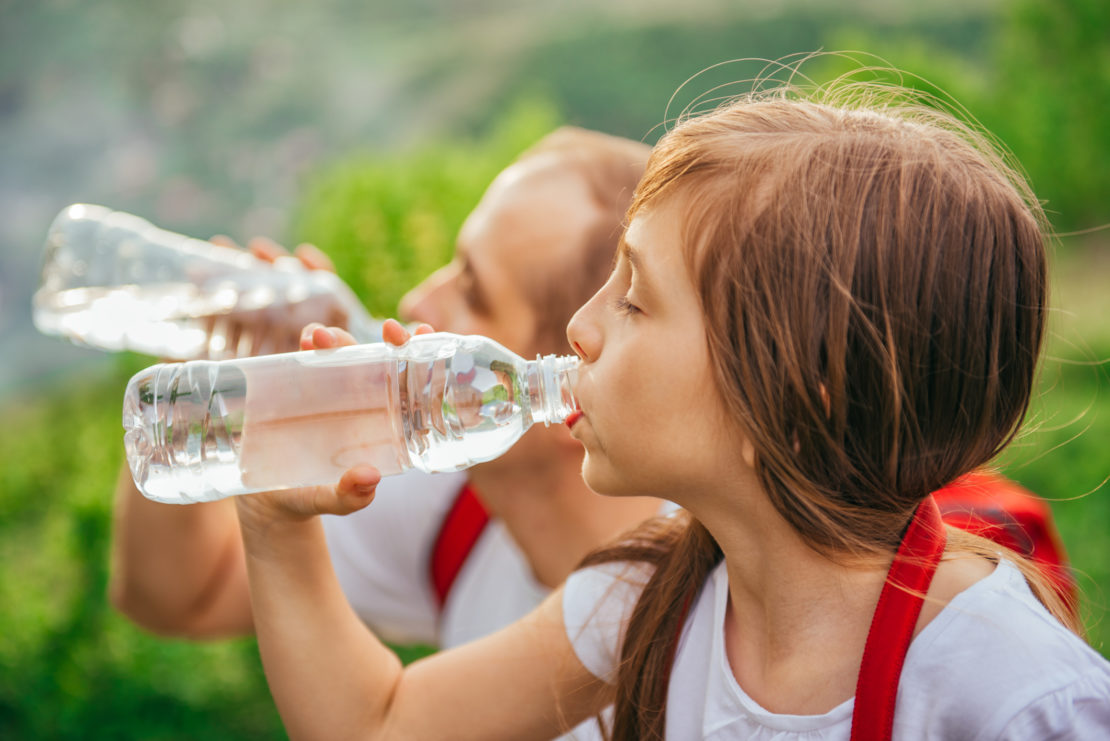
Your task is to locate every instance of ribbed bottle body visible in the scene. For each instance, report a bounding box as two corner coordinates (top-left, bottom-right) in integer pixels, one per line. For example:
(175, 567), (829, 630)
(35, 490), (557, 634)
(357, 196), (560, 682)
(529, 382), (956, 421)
(123, 333), (578, 503)
(34, 204), (381, 359)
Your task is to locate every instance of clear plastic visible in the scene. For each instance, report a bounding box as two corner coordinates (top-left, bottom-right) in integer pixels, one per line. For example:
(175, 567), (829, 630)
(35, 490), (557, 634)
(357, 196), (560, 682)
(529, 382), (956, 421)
(32, 204), (382, 359)
(122, 333), (579, 504)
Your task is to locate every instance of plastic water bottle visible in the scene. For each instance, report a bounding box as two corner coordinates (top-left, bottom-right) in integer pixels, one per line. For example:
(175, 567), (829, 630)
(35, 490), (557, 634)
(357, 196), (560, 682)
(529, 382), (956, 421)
(32, 204), (383, 359)
(122, 333), (579, 504)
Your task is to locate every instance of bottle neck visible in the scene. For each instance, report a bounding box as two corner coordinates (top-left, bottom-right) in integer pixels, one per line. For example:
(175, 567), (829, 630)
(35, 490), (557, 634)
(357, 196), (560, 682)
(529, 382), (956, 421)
(524, 354), (580, 426)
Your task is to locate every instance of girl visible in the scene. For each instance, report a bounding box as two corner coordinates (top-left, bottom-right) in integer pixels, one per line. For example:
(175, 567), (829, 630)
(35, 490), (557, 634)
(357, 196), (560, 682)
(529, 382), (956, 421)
(234, 81), (1110, 739)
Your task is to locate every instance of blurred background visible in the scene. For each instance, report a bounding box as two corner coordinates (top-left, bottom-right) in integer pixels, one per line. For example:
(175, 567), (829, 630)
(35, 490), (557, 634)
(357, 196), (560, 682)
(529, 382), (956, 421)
(1, 0), (1107, 737)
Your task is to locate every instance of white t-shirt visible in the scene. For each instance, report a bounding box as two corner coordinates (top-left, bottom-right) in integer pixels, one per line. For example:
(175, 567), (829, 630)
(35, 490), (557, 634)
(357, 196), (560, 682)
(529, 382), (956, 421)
(321, 470), (547, 648)
(565, 558), (1110, 739)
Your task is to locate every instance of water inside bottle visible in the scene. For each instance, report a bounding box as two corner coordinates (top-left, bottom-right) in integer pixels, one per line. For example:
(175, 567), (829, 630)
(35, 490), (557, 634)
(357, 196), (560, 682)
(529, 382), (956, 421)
(36, 283), (214, 357)
(37, 279), (351, 359)
(126, 350), (414, 503)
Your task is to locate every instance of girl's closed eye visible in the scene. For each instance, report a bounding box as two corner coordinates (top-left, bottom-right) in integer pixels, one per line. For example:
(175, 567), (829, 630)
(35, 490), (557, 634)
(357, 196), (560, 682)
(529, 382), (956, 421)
(613, 295), (642, 316)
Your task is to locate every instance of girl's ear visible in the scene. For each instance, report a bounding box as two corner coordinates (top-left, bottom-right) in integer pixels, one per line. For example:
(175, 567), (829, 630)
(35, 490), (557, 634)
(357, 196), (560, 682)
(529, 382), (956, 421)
(818, 383), (831, 416)
(740, 436), (757, 468)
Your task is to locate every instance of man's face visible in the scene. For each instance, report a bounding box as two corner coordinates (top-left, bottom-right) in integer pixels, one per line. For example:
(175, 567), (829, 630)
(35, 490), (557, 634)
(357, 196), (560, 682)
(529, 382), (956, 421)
(398, 158), (602, 478)
(399, 158), (600, 359)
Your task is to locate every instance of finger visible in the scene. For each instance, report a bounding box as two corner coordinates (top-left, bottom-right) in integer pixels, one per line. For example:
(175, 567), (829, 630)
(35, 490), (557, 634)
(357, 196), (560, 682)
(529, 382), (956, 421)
(248, 236), (290, 263)
(200, 315), (217, 359)
(294, 243), (336, 273)
(309, 325), (356, 349)
(329, 327), (358, 347)
(236, 322), (254, 358)
(381, 318), (411, 346)
(412, 323), (435, 336)
(300, 322), (325, 350)
(311, 326), (340, 349)
(209, 234), (240, 250)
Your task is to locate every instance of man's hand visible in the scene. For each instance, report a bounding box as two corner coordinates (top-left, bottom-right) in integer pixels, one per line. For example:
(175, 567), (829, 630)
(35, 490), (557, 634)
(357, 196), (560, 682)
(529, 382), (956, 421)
(198, 236), (349, 358)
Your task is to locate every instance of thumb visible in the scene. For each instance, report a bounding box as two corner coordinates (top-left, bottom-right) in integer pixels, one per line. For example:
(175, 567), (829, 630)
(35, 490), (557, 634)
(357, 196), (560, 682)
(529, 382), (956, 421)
(327, 465), (383, 515)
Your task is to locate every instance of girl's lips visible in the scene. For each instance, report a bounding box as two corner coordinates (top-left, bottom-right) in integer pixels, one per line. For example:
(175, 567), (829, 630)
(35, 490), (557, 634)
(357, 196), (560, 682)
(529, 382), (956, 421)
(565, 410), (583, 429)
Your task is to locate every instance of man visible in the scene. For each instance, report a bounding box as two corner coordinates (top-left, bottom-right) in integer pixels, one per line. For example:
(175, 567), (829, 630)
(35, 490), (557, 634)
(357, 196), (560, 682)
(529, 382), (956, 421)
(110, 127), (662, 646)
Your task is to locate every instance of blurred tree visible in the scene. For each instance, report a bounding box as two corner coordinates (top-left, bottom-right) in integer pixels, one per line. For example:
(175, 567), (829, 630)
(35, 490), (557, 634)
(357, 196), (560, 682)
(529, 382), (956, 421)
(292, 96), (561, 316)
(990, 0), (1110, 231)
(821, 0), (1110, 233)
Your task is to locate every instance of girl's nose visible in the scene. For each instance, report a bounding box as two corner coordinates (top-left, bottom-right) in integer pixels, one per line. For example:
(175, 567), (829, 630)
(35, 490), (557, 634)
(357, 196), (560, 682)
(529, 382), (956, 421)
(566, 298), (601, 363)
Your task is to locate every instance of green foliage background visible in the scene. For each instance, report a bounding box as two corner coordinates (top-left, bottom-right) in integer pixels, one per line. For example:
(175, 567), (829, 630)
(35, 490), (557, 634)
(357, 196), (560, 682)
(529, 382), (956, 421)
(2, 1), (1108, 737)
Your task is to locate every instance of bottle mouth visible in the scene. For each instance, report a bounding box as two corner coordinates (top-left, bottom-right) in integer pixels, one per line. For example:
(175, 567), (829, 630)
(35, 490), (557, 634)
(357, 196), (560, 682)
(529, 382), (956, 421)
(535, 354), (579, 426)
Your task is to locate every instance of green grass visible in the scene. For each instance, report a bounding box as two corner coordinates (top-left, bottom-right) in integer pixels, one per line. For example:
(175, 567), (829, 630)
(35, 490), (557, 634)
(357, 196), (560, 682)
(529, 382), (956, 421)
(0, 356), (286, 739)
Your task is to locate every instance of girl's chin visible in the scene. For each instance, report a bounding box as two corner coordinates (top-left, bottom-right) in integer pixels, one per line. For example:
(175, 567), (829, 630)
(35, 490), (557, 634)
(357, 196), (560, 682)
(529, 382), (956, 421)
(581, 457), (638, 498)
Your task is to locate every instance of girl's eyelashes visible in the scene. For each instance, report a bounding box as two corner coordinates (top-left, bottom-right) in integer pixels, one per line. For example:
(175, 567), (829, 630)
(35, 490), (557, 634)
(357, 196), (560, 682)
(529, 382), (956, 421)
(613, 295), (642, 316)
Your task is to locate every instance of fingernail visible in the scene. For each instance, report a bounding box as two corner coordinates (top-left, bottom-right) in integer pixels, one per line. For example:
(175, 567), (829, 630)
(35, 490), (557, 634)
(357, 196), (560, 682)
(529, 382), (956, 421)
(351, 467), (380, 487)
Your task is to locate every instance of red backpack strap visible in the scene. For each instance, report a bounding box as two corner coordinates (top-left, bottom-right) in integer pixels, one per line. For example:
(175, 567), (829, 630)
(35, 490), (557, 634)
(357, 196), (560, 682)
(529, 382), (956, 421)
(430, 484), (491, 609)
(852, 496), (947, 741)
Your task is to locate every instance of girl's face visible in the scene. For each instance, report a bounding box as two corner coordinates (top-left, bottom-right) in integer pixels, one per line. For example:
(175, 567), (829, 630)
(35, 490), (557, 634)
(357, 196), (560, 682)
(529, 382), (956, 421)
(566, 196), (746, 500)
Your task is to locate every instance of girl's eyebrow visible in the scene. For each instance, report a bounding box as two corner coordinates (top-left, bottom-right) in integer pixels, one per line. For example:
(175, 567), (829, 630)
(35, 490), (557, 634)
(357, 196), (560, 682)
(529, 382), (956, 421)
(619, 238), (658, 299)
(620, 239), (641, 273)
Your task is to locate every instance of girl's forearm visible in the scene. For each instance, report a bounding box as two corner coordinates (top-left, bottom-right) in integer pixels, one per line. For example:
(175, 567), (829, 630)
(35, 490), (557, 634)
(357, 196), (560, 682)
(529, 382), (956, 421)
(238, 505), (402, 740)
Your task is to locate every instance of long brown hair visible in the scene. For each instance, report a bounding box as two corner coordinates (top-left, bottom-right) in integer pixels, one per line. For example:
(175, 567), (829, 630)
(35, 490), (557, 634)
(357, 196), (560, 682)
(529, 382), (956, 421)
(582, 79), (1067, 740)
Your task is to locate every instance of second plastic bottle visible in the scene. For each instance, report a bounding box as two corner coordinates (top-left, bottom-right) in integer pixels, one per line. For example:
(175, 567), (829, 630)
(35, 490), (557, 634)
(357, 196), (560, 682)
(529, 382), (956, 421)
(123, 333), (579, 504)
(34, 203), (384, 359)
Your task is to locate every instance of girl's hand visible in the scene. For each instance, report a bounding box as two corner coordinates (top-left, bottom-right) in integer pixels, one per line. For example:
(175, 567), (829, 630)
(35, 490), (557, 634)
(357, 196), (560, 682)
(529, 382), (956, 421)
(299, 317), (436, 351)
(235, 318), (436, 528)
